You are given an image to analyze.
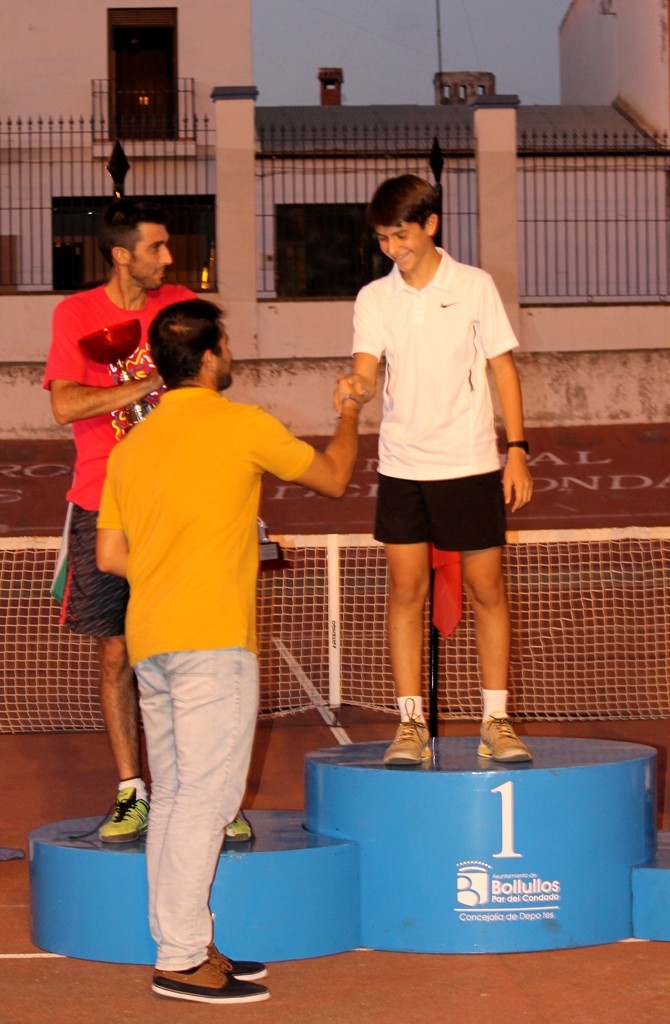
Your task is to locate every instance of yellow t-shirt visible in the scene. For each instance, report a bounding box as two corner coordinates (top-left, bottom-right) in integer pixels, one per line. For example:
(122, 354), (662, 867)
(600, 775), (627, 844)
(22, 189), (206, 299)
(97, 387), (314, 665)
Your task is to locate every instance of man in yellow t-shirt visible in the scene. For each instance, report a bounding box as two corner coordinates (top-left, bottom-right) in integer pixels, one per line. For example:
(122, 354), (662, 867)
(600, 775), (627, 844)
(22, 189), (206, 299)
(96, 298), (361, 1006)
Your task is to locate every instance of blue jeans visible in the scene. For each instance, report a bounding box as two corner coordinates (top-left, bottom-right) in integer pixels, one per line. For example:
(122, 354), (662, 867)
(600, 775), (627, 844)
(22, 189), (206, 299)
(136, 648), (259, 970)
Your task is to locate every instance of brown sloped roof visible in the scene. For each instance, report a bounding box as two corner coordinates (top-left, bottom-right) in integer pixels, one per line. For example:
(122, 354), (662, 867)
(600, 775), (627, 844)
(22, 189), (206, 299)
(255, 103), (665, 154)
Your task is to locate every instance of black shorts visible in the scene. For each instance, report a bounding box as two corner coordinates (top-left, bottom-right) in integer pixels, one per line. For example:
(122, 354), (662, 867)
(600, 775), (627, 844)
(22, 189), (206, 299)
(374, 471), (506, 551)
(61, 505), (129, 637)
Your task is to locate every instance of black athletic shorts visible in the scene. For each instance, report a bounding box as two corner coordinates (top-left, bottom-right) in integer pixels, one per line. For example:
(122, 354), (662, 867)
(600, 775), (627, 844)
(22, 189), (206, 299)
(61, 505), (129, 637)
(374, 470), (507, 551)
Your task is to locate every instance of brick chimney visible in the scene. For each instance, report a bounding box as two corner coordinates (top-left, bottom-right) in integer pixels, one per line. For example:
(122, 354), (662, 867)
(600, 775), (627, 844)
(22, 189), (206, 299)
(318, 67), (343, 106)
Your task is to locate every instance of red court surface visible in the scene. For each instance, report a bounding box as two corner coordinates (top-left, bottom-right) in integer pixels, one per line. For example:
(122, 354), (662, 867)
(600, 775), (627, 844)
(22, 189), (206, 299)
(2, 422), (670, 536)
(3, 719), (670, 1024)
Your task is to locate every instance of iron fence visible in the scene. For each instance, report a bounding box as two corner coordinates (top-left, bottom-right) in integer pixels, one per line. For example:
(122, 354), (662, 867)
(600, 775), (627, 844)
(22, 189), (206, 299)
(519, 130), (670, 302)
(2, 113), (670, 302)
(255, 120), (477, 298)
(0, 113), (215, 293)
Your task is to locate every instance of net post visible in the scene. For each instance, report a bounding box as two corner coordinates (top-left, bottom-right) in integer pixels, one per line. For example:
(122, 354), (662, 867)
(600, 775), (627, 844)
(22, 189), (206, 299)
(327, 534), (342, 710)
(428, 568), (439, 737)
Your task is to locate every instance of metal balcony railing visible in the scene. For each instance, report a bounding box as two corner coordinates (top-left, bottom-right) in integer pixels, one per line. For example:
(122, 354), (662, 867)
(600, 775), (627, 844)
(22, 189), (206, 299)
(91, 78), (196, 142)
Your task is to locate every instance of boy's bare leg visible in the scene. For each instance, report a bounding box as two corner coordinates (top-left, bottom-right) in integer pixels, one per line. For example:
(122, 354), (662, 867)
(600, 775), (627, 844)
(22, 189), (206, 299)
(462, 546), (531, 761)
(385, 542), (431, 698)
(383, 543), (431, 764)
(461, 547), (509, 692)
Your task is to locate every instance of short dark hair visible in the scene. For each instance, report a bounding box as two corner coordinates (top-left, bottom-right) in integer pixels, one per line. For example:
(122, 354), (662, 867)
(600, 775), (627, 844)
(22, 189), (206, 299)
(366, 174), (440, 229)
(149, 299), (224, 389)
(97, 198), (169, 266)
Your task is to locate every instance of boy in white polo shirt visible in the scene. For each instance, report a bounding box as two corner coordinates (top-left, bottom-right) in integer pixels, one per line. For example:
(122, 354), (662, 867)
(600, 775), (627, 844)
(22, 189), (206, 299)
(340, 174), (534, 765)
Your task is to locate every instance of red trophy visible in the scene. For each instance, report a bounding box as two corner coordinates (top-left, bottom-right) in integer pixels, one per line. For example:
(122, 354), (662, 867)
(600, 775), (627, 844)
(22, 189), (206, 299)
(79, 319), (154, 427)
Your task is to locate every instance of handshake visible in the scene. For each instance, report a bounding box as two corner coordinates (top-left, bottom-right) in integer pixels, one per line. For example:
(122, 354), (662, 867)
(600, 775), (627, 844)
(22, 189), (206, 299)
(333, 374), (373, 417)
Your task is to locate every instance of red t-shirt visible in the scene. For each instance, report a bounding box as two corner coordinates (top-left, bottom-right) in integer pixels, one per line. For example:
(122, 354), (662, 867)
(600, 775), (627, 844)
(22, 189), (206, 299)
(43, 284), (194, 510)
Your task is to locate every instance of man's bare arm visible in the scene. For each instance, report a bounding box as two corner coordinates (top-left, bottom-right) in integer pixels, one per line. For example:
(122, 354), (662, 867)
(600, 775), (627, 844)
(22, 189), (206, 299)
(49, 372), (163, 425)
(294, 386), (361, 498)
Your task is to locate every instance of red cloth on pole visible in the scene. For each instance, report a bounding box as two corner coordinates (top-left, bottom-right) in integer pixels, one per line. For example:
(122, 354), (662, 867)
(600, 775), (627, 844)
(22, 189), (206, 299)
(430, 546), (462, 637)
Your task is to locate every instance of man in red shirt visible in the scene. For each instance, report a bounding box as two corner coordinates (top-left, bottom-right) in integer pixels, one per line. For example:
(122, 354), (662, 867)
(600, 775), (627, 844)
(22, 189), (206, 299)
(43, 198), (194, 841)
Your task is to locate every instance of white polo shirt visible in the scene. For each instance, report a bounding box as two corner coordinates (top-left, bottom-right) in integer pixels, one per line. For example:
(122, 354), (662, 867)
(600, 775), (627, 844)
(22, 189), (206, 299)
(353, 249), (519, 481)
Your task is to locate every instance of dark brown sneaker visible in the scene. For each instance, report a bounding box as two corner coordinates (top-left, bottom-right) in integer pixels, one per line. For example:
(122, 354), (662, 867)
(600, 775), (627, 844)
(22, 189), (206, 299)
(208, 942), (267, 981)
(152, 957), (270, 1004)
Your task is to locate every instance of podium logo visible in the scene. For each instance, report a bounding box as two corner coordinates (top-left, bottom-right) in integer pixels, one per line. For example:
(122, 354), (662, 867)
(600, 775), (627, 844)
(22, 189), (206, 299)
(456, 862), (491, 907)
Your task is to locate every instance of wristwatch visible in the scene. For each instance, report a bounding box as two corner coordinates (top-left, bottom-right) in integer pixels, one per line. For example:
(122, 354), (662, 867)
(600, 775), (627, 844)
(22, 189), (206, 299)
(507, 440), (529, 454)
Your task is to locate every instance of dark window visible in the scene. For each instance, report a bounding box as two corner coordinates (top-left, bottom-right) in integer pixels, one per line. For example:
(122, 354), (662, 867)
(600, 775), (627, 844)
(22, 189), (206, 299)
(108, 9), (177, 140)
(275, 203), (387, 298)
(0, 235), (18, 293)
(51, 195), (215, 292)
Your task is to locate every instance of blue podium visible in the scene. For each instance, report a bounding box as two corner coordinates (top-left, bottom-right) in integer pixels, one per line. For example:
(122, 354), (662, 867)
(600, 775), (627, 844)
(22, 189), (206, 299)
(304, 737), (656, 953)
(632, 830), (670, 940)
(30, 810), (358, 963)
(30, 736), (658, 961)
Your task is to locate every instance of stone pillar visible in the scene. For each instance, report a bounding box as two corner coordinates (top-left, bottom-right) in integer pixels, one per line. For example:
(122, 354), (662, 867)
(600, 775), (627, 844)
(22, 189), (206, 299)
(210, 86), (258, 359)
(470, 94), (521, 336)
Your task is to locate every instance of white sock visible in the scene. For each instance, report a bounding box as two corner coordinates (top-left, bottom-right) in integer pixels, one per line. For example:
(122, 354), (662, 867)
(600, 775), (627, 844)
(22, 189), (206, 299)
(398, 696), (425, 722)
(481, 689), (508, 722)
(120, 777), (148, 803)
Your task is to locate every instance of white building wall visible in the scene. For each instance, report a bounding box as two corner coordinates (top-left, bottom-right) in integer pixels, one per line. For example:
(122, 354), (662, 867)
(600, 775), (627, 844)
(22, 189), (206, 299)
(3, 347), (670, 439)
(560, 1), (619, 106)
(0, 0), (252, 117)
(560, 0), (670, 136)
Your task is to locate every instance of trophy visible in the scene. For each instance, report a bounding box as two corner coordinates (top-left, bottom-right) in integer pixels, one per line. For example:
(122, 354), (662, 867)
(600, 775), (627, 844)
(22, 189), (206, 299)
(79, 319), (155, 428)
(258, 517), (284, 568)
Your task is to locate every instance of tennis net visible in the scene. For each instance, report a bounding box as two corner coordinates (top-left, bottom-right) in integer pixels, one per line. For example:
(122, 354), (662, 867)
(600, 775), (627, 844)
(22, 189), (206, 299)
(1, 528), (669, 732)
